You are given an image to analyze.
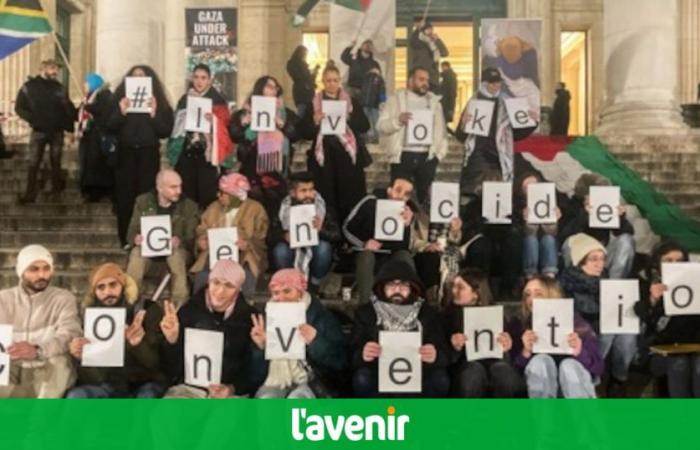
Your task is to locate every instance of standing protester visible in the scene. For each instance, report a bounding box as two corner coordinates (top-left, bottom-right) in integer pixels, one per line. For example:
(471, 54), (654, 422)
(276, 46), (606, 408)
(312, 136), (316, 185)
(359, 65), (385, 143)
(108, 65), (174, 247)
(168, 64), (234, 209)
(550, 82), (571, 136)
(306, 64), (371, 225)
(66, 263), (168, 398)
(15, 59), (77, 204)
(76, 73), (114, 203)
(457, 67), (538, 196)
(440, 61), (457, 126)
(286, 45), (319, 120)
(409, 21), (448, 93)
(340, 39), (381, 99)
(377, 66), (448, 206)
(229, 76), (301, 220)
(125, 169), (199, 307)
(0, 245), (81, 398)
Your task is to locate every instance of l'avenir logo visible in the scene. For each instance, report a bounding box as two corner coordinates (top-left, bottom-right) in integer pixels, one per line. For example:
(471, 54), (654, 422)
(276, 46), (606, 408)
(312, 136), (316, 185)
(291, 406), (410, 442)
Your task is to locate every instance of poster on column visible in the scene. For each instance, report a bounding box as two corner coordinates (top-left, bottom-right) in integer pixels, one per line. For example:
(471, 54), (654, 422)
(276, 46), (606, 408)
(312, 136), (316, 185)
(82, 308), (126, 367)
(532, 298), (573, 355)
(600, 280), (640, 334)
(378, 331), (421, 393)
(207, 227), (239, 269)
(0, 325), (11, 386)
(589, 186), (621, 229)
(185, 8), (238, 106)
(481, 19), (542, 115)
(662, 263), (700, 316)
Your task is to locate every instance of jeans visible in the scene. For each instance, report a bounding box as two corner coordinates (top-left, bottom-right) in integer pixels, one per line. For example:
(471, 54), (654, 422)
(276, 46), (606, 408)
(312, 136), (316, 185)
(523, 233), (558, 277)
(255, 383), (315, 399)
(23, 130), (64, 200)
(390, 152), (439, 206)
(272, 240), (333, 287)
(525, 354), (596, 398)
(598, 333), (637, 382)
(352, 366), (450, 398)
(451, 360), (525, 398)
(664, 354), (700, 398)
(363, 107), (379, 141)
(355, 250), (414, 304)
(562, 233), (635, 279)
(66, 381), (167, 399)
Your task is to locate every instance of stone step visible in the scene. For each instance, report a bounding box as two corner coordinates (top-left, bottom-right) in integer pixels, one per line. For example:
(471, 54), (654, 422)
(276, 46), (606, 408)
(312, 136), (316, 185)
(2, 202), (114, 217)
(0, 248), (126, 271)
(624, 161), (700, 174)
(0, 231), (120, 248)
(0, 178), (79, 192)
(0, 215), (117, 231)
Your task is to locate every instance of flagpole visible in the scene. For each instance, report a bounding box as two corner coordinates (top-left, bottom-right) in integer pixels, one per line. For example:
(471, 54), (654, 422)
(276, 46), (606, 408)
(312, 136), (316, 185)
(352, 10), (371, 43)
(421, 0), (433, 23)
(38, 0), (84, 97)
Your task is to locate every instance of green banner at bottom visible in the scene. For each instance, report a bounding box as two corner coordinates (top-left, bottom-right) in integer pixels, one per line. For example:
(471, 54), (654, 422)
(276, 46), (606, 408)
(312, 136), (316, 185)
(0, 399), (695, 449)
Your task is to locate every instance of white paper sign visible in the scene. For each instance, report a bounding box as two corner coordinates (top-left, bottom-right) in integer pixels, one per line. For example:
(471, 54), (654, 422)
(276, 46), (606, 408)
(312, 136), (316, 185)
(82, 308), (126, 367)
(125, 77), (153, 113)
(662, 263), (700, 316)
(207, 227), (239, 269)
(185, 328), (224, 388)
(374, 200), (405, 242)
(464, 305), (504, 361)
(140, 215), (172, 258)
(532, 299), (574, 355)
(0, 325), (12, 387)
(265, 302), (306, 360)
(378, 331), (421, 393)
(185, 96), (213, 133)
(289, 204), (319, 249)
(321, 100), (347, 135)
(251, 95), (277, 132)
(430, 182), (460, 224)
(504, 97), (536, 129)
(406, 110), (434, 146)
(482, 182), (512, 224)
(527, 182), (557, 224)
(600, 280), (640, 334)
(589, 186), (621, 229)
(463, 99), (495, 137)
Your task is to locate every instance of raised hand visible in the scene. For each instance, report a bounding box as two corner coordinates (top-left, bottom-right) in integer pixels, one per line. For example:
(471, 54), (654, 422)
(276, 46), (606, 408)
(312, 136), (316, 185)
(126, 310), (147, 347)
(160, 301), (180, 344)
(250, 314), (266, 350)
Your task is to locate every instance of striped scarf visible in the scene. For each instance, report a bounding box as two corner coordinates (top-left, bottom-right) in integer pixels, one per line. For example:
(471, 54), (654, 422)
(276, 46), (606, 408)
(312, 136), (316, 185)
(243, 97), (290, 174)
(312, 89), (357, 167)
(371, 296), (424, 332)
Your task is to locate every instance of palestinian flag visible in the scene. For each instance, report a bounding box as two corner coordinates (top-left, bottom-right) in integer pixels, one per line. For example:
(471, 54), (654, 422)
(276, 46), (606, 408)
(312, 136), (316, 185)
(0, 0), (51, 60)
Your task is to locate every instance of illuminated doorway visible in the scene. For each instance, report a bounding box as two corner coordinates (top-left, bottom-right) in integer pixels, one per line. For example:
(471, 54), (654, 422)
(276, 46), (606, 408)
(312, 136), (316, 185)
(560, 31), (588, 135)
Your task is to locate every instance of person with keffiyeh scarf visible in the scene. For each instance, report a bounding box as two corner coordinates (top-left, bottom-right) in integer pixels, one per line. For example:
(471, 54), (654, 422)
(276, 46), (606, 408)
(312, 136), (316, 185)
(304, 64), (372, 226)
(351, 259), (450, 397)
(76, 73), (114, 202)
(229, 76), (301, 221)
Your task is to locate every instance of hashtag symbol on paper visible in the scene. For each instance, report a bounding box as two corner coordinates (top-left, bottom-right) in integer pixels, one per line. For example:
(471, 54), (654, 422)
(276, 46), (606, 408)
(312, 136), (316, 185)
(131, 86), (148, 109)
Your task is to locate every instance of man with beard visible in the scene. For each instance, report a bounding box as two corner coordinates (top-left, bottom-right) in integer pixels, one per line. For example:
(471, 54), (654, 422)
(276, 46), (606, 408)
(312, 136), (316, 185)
(65, 263), (168, 398)
(0, 245), (81, 398)
(126, 169), (200, 306)
(351, 259), (450, 397)
(377, 66), (448, 206)
(269, 172), (339, 294)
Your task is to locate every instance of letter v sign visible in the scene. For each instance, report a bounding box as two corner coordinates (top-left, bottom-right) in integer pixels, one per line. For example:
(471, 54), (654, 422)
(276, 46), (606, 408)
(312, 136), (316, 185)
(275, 327), (297, 352)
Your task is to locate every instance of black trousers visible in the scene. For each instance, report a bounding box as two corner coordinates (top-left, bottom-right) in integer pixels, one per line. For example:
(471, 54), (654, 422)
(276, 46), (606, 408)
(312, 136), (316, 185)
(390, 152), (438, 206)
(175, 150), (219, 209)
(23, 131), (64, 199)
(450, 360), (526, 398)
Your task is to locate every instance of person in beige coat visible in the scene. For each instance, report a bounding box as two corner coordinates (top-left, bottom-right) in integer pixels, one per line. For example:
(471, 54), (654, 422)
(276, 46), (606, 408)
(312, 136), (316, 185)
(0, 245), (81, 398)
(190, 173), (269, 296)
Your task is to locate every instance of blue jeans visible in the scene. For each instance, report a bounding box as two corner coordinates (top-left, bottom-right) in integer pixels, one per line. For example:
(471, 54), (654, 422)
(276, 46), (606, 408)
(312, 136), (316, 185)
(523, 233), (558, 277)
(66, 382), (167, 399)
(524, 354), (596, 398)
(363, 107), (379, 141)
(598, 333), (637, 381)
(272, 240), (333, 286)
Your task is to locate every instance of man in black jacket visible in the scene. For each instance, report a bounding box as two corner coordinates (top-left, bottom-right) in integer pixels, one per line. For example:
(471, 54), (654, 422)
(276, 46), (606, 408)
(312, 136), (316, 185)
(351, 259), (450, 397)
(440, 61), (457, 125)
(341, 40), (381, 98)
(15, 59), (77, 203)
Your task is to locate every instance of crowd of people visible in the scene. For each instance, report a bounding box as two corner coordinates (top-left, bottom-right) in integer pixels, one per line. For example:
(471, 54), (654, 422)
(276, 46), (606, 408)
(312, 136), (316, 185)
(1, 24), (697, 400)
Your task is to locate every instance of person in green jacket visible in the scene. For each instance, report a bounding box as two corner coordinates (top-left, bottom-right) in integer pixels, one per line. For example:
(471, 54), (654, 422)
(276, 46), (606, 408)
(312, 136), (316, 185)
(66, 263), (168, 398)
(125, 169), (200, 306)
(251, 269), (348, 398)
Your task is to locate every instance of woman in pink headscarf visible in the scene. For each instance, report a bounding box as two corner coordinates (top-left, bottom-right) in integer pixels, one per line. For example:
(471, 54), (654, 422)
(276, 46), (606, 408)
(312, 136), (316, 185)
(190, 173), (269, 295)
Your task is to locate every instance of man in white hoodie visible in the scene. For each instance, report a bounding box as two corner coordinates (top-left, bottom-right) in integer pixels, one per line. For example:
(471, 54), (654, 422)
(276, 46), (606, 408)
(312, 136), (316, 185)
(377, 66), (448, 206)
(0, 245), (81, 398)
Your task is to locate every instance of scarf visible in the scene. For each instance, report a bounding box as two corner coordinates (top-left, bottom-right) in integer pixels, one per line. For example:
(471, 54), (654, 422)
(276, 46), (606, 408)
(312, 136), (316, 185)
(279, 194), (327, 276)
(371, 296), (424, 332)
(76, 88), (102, 139)
(419, 31), (442, 63)
(262, 293), (313, 390)
(312, 89), (358, 167)
(243, 97), (289, 174)
(462, 82), (515, 182)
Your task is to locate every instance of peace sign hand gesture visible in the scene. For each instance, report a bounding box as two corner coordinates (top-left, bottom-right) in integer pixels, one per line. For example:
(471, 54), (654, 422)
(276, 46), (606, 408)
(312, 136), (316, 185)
(126, 310), (147, 347)
(250, 314), (266, 350)
(160, 301), (180, 345)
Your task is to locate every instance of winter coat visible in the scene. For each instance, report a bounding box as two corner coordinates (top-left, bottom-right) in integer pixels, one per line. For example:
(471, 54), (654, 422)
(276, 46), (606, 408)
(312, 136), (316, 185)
(78, 88), (115, 191)
(409, 30), (448, 84)
(360, 72), (386, 109)
(286, 57), (316, 106)
(340, 47), (381, 90)
(559, 266), (605, 320)
(15, 75), (76, 134)
(550, 88), (571, 136)
(106, 93), (173, 149)
(440, 68), (458, 118)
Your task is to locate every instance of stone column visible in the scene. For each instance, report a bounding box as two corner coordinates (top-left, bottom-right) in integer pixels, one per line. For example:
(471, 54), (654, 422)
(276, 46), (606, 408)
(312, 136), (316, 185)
(596, 0), (686, 134)
(680, 0), (700, 104)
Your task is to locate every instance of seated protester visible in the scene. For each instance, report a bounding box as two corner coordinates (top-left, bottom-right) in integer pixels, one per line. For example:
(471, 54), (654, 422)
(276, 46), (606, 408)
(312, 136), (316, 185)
(126, 169), (199, 307)
(559, 233), (636, 397)
(0, 245), (81, 398)
(559, 174), (635, 279)
(343, 172), (420, 304)
(443, 268), (525, 397)
(66, 263), (167, 398)
(507, 275), (603, 398)
(190, 173), (269, 296)
(250, 269), (348, 398)
(161, 260), (262, 398)
(270, 172), (340, 293)
(634, 241), (700, 397)
(229, 75), (301, 220)
(168, 63), (234, 209)
(352, 260), (450, 397)
(514, 171), (563, 279)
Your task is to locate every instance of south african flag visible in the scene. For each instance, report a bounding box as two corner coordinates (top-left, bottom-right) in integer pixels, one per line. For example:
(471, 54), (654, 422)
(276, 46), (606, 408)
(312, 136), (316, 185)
(0, 0), (51, 60)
